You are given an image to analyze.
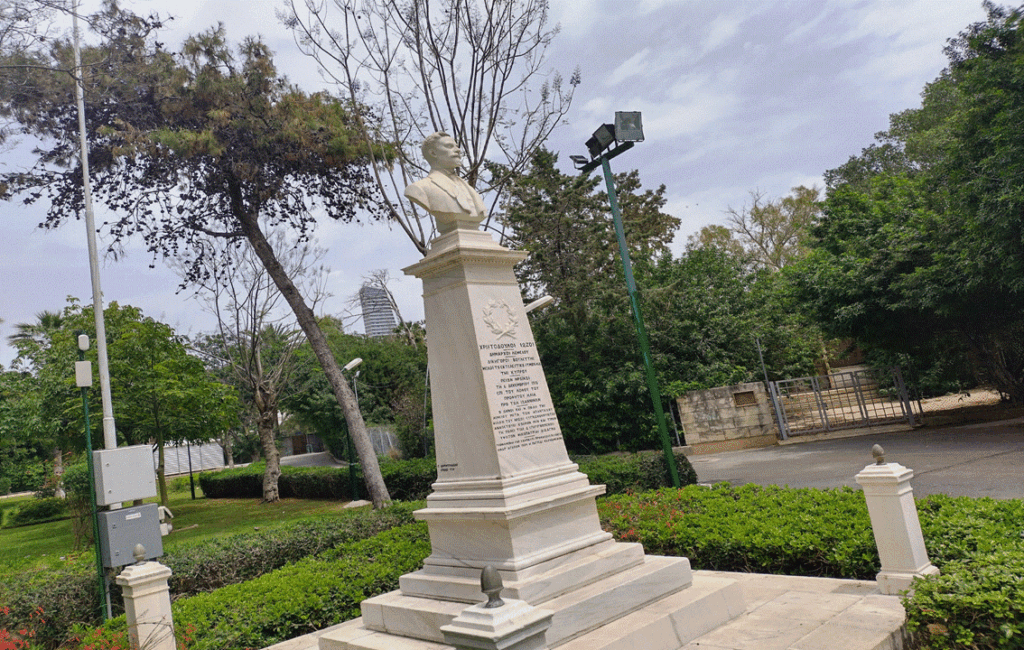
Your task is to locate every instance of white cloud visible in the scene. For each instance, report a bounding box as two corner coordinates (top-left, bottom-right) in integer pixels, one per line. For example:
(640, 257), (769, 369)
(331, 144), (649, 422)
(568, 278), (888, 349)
(606, 48), (654, 87)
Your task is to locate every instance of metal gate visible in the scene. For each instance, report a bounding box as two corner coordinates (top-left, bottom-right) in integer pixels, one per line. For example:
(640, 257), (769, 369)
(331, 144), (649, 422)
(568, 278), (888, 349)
(768, 367), (916, 440)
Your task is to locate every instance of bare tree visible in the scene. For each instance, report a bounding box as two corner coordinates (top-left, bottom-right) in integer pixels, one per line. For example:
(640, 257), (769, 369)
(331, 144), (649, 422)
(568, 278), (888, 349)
(184, 230), (329, 503)
(281, 0), (580, 254)
(724, 185), (821, 271)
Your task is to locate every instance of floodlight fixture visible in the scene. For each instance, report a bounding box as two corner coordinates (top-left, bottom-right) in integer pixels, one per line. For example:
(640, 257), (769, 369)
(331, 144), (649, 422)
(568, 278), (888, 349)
(586, 123), (617, 158)
(525, 295), (555, 313)
(614, 112), (644, 142)
(343, 357), (363, 372)
(569, 155), (590, 169)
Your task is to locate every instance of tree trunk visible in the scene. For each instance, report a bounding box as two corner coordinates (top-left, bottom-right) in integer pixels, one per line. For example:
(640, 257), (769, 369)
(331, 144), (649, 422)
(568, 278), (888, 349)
(223, 431), (236, 468)
(237, 213), (391, 507)
(258, 403), (281, 503)
(157, 438), (169, 506)
(53, 448), (65, 499)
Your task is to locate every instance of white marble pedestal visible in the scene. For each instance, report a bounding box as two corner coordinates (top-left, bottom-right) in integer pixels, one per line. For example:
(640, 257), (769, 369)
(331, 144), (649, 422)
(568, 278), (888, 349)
(318, 226), (743, 650)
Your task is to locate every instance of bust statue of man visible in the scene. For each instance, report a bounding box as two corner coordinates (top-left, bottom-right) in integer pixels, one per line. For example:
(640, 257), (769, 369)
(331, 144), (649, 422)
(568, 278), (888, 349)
(405, 132), (487, 235)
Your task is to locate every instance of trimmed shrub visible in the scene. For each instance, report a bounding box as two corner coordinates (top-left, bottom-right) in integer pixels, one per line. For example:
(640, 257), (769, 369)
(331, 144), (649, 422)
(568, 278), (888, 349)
(197, 465), (263, 499)
(904, 550), (1024, 649)
(0, 477), (11, 496)
(378, 457), (437, 501)
(0, 564), (107, 650)
(7, 497), (69, 528)
(576, 450), (697, 494)
(198, 451), (698, 501)
(0, 504), (421, 649)
(86, 524), (433, 650)
(599, 484), (878, 579)
(164, 502), (420, 597)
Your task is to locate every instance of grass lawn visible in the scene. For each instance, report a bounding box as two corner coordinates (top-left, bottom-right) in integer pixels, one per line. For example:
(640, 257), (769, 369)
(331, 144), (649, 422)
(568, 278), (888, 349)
(0, 481), (358, 573)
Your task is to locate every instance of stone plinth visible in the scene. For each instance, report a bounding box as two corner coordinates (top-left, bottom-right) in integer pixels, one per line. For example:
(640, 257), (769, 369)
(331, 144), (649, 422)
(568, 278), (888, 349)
(316, 225), (743, 650)
(401, 227), (630, 598)
(855, 460), (940, 595)
(440, 599), (552, 650)
(116, 561), (175, 650)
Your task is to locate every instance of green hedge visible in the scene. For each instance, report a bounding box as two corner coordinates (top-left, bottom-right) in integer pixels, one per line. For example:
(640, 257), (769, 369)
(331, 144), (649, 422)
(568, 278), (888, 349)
(0, 504), (421, 649)
(6, 496), (69, 528)
(199, 451), (698, 501)
(81, 524), (433, 650)
(599, 483), (878, 578)
(905, 495), (1024, 649)
(164, 502), (419, 597)
(575, 450), (697, 494)
(599, 485), (1024, 649)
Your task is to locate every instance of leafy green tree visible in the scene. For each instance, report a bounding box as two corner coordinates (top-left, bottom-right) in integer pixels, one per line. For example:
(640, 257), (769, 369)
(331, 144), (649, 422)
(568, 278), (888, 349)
(0, 368), (48, 492)
(14, 300), (238, 505)
(502, 149), (679, 452)
(795, 3), (1024, 402)
(0, 8), (393, 506)
(284, 318), (429, 459)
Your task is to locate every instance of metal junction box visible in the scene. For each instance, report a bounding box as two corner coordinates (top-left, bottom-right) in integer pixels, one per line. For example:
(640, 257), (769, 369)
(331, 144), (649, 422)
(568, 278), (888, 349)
(93, 445), (157, 506)
(97, 504), (163, 567)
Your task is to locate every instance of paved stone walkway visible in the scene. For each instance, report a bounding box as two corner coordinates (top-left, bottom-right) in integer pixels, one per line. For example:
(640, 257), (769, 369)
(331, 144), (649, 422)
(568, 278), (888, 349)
(684, 572), (906, 650)
(262, 571), (907, 650)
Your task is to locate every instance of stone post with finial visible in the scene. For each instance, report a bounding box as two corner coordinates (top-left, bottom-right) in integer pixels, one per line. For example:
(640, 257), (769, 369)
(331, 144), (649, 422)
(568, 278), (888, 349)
(440, 566), (554, 650)
(855, 444), (940, 595)
(115, 544), (176, 650)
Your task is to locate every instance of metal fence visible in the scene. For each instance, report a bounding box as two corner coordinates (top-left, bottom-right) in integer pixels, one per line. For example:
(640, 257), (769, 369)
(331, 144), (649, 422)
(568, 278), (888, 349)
(769, 367), (916, 440)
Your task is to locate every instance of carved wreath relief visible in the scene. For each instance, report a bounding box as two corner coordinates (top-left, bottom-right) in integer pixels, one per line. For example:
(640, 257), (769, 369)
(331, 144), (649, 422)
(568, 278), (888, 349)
(482, 299), (519, 340)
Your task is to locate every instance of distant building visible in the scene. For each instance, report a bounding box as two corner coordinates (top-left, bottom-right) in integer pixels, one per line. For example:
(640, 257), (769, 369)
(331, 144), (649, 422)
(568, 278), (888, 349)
(359, 284), (397, 337)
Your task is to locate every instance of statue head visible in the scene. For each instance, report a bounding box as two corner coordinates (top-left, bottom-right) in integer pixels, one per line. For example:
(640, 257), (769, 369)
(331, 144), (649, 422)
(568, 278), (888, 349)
(422, 132), (462, 172)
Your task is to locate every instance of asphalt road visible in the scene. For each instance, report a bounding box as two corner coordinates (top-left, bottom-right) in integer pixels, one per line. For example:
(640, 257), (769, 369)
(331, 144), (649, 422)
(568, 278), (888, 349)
(688, 418), (1024, 499)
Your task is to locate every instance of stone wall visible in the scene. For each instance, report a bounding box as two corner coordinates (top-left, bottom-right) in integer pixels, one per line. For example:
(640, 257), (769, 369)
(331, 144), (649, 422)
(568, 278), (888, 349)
(676, 381), (778, 453)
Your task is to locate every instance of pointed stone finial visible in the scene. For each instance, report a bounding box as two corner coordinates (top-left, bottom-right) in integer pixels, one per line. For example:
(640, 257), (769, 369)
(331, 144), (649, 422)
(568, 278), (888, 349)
(480, 565), (505, 609)
(133, 544), (147, 564)
(872, 444), (885, 465)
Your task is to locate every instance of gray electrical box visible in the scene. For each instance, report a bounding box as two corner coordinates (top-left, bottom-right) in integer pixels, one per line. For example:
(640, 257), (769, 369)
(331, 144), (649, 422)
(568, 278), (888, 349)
(98, 504), (163, 567)
(93, 445), (157, 506)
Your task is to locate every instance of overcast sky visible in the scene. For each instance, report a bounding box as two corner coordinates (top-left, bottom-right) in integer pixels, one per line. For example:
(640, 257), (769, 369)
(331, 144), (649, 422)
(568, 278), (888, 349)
(0, 0), (989, 367)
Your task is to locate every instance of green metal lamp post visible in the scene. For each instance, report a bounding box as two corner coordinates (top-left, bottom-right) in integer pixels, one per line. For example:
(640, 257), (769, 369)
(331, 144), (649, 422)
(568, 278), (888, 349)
(75, 334), (108, 620)
(572, 112), (681, 488)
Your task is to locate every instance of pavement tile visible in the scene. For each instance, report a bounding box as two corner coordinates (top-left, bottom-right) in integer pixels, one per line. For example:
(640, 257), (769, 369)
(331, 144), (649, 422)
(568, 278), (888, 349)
(791, 621), (904, 650)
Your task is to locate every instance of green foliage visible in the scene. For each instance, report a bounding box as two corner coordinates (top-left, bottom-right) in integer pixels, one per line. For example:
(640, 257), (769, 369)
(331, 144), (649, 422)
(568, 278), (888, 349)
(575, 451), (698, 494)
(201, 452), (697, 503)
(599, 484), (878, 578)
(284, 321), (429, 458)
(0, 456), (49, 494)
(163, 502), (420, 597)
(797, 3), (1024, 403)
(7, 497), (69, 528)
(0, 504), (421, 649)
(84, 524), (432, 650)
(904, 551), (1024, 649)
(0, 478), (10, 496)
(599, 485), (1024, 649)
(0, 563), (104, 649)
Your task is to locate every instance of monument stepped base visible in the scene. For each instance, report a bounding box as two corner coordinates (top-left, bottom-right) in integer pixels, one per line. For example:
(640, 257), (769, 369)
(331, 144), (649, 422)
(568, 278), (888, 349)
(264, 571), (907, 650)
(319, 560), (743, 650)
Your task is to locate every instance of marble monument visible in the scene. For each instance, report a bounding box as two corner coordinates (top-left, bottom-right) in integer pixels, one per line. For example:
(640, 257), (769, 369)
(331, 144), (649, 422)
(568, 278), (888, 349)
(319, 133), (744, 650)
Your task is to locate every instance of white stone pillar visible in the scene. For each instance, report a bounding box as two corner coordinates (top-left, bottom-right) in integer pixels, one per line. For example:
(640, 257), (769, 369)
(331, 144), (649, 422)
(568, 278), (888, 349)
(441, 599), (553, 650)
(855, 445), (939, 595)
(116, 559), (176, 650)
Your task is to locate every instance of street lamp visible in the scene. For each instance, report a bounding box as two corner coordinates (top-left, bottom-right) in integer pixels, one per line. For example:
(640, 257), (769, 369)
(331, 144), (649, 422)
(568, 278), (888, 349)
(342, 358), (363, 500)
(573, 111), (681, 488)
